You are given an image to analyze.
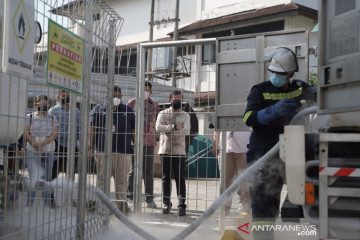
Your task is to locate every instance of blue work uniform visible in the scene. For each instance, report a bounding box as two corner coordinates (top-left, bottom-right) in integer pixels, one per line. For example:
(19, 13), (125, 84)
(243, 79), (316, 221)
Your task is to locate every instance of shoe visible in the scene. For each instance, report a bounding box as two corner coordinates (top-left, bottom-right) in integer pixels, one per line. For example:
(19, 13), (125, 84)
(50, 192), (57, 209)
(178, 206), (186, 216)
(127, 194), (133, 201)
(163, 203), (172, 214)
(146, 200), (157, 209)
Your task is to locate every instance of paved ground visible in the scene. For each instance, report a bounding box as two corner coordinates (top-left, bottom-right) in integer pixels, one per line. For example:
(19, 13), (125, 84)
(2, 172), (318, 240)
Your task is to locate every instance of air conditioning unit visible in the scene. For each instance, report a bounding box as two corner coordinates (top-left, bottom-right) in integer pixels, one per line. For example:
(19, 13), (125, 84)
(151, 47), (172, 71)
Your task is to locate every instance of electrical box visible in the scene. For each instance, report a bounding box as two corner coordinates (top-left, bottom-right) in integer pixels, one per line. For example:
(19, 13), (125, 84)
(215, 29), (309, 131)
(318, 0), (360, 114)
(151, 47), (172, 71)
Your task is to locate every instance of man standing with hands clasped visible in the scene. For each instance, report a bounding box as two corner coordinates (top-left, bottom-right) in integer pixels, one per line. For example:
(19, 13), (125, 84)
(156, 90), (190, 216)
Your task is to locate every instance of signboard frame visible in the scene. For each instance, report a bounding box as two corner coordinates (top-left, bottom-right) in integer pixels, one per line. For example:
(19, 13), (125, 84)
(46, 19), (84, 94)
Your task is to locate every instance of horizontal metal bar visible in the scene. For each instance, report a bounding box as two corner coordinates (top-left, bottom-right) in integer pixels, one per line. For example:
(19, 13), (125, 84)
(139, 38), (216, 48)
(320, 133), (360, 142)
(328, 187), (360, 197)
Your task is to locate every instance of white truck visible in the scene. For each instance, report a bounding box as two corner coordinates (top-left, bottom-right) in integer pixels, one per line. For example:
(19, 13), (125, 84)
(280, 1), (360, 239)
(215, 1), (360, 239)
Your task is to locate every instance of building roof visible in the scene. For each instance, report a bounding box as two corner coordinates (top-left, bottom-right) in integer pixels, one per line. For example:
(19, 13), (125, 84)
(174, 3), (317, 36)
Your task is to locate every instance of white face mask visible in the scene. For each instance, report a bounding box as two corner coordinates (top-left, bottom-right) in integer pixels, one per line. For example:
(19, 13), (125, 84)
(144, 91), (150, 100)
(113, 97), (121, 106)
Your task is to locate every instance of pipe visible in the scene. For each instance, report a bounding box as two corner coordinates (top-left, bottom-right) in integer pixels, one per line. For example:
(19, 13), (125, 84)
(172, 142), (280, 240)
(172, 106), (318, 240)
(94, 188), (158, 240)
(9, 179), (159, 240)
(289, 106), (317, 125)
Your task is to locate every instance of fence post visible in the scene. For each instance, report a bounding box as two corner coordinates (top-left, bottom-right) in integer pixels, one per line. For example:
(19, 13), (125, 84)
(134, 44), (145, 213)
(76, 0), (93, 239)
(67, 93), (76, 181)
(219, 131), (227, 232)
(103, 20), (116, 201)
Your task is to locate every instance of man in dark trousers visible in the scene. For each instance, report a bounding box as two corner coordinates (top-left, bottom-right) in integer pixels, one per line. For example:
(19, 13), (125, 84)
(156, 90), (190, 216)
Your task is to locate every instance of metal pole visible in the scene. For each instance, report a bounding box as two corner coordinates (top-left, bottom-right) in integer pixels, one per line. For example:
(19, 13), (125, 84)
(67, 93), (76, 181)
(103, 21), (116, 198)
(171, 0), (180, 87)
(141, 38), (216, 48)
(134, 44), (145, 213)
(147, 0), (155, 80)
(219, 131), (227, 233)
(66, 93), (76, 209)
(76, 0), (93, 239)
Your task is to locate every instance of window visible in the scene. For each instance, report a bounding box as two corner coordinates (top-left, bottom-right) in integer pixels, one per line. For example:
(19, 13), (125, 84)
(202, 44), (215, 64)
(188, 45), (195, 55)
(177, 46), (187, 56)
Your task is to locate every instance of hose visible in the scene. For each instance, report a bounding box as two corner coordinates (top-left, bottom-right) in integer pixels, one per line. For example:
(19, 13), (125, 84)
(9, 178), (158, 240)
(172, 106), (318, 240)
(94, 188), (159, 240)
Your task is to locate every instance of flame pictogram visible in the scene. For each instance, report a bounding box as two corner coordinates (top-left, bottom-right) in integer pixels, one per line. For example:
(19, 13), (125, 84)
(18, 12), (26, 38)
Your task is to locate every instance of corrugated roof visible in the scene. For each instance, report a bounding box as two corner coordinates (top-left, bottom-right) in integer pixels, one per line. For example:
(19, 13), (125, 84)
(174, 3), (317, 36)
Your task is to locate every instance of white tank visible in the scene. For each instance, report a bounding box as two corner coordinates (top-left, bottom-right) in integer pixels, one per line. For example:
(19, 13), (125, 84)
(0, 73), (27, 145)
(0, 0), (34, 145)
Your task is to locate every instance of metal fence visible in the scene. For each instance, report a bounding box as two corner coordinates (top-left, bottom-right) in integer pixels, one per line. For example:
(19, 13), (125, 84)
(0, 0), (123, 239)
(0, 1), (245, 240)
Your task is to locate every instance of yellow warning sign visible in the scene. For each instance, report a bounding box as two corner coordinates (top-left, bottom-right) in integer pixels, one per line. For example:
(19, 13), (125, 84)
(47, 19), (84, 94)
(11, 0), (31, 54)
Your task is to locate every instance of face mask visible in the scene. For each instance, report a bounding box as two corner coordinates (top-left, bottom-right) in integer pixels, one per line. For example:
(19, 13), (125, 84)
(172, 100), (182, 110)
(61, 97), (70, 104)
(113, 97), (121, 106)
(37, 105), (48, 112)
(270, 72), (287, 87)
(144, 91), (150, 100)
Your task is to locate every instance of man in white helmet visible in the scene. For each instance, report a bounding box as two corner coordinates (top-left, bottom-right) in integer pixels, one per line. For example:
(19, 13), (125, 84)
(243, 47), (316, 239)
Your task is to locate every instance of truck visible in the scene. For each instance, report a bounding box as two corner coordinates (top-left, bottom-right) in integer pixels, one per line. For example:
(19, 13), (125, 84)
(281, 1), (360, 239)
(215, 1), (360, 239)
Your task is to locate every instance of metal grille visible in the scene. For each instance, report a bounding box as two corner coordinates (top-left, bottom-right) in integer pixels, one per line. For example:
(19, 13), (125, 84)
(0, 1), (243, 240)
(0, 0), (123, 239)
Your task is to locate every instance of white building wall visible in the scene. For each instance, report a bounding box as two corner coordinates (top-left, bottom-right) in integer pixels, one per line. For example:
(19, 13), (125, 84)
(110, 0), (317, 46)
(200, 0), (318, 20)
(200, 0), (292, 20)
(108, 0), (198, 46)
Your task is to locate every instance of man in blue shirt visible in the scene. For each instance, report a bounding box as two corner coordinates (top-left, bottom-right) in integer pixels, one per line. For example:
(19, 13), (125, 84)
(49, 90), (80, 179)
(88, 86), (135, 214)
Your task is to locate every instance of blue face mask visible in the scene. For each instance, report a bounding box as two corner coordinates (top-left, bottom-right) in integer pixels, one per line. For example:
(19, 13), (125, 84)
(270, 73), (287, 87)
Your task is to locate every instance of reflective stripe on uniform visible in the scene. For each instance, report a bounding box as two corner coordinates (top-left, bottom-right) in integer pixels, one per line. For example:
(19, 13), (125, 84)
(263, 87), (302, 100)
(243, 110), (253, 123)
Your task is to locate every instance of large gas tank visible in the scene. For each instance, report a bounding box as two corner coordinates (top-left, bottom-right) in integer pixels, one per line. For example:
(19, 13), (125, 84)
(0, 0), (34, 145)
(0, 74), (27, 145)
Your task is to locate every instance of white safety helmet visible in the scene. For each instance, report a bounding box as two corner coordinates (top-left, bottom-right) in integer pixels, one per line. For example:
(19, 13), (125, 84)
(263, 47), (299, 74)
